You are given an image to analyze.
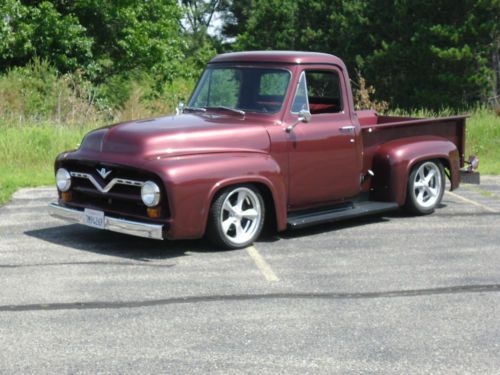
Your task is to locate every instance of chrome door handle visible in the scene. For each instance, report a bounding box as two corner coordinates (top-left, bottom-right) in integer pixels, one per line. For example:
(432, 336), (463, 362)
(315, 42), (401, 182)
(339, 125), (355, 133)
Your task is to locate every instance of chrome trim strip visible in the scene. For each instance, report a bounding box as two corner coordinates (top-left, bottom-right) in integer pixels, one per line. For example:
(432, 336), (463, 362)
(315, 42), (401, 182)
(70, 172), (144, 193)
(48, 203), (164, 240)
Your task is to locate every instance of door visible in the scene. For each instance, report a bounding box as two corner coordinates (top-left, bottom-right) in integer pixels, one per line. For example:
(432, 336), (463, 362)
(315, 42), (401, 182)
(287, 68), (361, 208)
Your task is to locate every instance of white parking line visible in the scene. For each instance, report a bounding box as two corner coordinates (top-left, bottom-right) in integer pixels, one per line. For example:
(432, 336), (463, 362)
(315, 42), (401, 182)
(245, 245), (279, 282)
(446, 191), (498, 213)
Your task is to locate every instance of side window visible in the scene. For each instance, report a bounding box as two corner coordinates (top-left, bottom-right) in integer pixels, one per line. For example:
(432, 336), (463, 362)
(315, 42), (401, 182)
(305, 70), (343, 114)
(291, 70), (343, 115)
(291, 72), (309, 113)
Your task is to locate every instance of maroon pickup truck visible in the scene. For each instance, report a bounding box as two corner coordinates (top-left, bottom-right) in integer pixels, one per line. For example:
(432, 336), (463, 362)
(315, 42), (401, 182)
(49, 51), (475, 249)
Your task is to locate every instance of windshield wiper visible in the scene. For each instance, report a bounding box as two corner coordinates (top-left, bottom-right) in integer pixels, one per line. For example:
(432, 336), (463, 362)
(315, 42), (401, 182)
(183, 106), (207, 113)
(205, 106), (246, 116)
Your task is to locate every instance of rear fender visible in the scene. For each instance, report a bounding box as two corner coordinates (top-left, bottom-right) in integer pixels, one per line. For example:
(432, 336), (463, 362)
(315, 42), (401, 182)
(371, 136), (460, 205)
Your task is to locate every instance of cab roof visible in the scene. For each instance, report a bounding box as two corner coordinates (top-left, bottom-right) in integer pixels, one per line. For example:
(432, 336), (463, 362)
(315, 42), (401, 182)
(209, 51), (345, 67)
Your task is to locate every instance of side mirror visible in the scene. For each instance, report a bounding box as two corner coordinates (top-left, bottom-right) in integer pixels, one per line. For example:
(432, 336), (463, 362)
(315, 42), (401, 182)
(298, 109), (312, 123)
(176, 101), (185, 115)
(286, 109), (312, 133)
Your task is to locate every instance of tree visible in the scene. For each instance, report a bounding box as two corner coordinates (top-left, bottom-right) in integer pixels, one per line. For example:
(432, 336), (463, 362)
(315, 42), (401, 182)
(61, 0), (185, 81)
(0, 0), (93, 74)
(360, 0), (500, 108)
(225, 0), (499, 109)
(224, 0), (367, 67)
(180, 0), (228, 35)
(220, 0), (252, 43)
(179, 0), (230, 75)
(0, 0), (186, 81)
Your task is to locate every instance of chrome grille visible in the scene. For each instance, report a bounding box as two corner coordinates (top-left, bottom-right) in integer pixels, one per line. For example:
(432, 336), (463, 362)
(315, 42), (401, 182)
(57, 160), (169, 221)
(70, 172), (144, 193)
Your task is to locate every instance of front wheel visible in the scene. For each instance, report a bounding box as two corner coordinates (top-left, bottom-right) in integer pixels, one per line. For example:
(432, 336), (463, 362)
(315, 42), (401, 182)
(207, 185), (265, 249)
(405, 160), (445, 215)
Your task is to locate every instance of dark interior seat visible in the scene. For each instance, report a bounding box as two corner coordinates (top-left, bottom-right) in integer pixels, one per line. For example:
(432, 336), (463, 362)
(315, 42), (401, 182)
(308, 96), (340, 114)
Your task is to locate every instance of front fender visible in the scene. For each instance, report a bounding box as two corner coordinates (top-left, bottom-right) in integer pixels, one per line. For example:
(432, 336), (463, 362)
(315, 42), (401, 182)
(155, 152), (286, 240)
(371, 136), (460, 205)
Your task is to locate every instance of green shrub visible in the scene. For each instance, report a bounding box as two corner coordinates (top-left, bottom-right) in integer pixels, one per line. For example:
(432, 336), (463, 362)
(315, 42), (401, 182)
(101, 74), (196, 122)
(0, 59), (102, 125)
(0, 59), (197, 126)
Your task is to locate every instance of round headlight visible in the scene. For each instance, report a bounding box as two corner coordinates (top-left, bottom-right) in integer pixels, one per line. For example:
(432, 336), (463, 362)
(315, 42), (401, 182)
(56, 168), (71, 192)
(141, 181), (161, 207)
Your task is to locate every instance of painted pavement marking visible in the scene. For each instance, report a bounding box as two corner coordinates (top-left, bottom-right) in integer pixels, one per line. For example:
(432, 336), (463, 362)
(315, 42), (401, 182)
(245, 245), (279, 282)
(446, 191), (498, 213)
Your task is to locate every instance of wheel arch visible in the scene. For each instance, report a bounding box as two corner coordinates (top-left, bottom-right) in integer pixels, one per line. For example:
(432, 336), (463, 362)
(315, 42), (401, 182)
(205, 177), (281, 237)
(371, 136), (460, 205)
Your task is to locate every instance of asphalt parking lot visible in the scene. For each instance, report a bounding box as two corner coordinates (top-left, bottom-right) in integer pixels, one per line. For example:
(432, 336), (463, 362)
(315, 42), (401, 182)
(1, 178), (500, 374)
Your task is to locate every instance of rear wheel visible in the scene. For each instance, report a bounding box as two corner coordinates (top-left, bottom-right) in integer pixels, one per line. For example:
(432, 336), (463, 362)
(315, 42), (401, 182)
(405, 160), (445, 215)
(207, 185), (265, 249)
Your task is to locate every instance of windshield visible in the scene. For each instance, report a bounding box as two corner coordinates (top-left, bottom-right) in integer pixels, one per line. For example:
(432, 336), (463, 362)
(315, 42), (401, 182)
(188, 67), (291, 114)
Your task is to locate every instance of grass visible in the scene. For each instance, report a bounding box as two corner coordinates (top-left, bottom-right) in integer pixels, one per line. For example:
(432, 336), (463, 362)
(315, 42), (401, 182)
(0, 122), (97, 205)
(0, 107), (499, 206)
(463, 108), (500, 174)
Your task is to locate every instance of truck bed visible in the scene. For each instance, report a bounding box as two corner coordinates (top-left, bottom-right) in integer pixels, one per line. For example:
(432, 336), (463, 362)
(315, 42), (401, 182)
(357, 110), (467, 170)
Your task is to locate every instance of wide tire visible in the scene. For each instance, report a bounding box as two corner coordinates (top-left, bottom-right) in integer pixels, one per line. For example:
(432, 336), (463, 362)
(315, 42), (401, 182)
(405, 160), (445, 215)
(207, 185), (265, 249)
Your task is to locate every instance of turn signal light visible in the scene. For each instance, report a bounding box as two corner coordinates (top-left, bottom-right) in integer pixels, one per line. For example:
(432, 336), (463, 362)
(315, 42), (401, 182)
(61, 191), (72, 202)
(147, 206), (161, 218)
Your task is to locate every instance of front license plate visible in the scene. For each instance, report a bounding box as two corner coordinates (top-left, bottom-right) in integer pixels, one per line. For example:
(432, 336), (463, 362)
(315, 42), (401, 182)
(84, 209), (105, 229)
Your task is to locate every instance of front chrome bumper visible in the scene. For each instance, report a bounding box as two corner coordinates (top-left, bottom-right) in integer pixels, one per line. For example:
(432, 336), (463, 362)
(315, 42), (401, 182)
(48, 203), (164, 240)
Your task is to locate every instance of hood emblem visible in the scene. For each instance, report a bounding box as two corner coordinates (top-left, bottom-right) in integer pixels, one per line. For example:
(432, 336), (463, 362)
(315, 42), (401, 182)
(96, 167), (112, 179)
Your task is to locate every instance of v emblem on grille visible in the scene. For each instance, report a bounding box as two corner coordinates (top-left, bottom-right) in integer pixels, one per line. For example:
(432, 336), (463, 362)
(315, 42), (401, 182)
(96, 168), (112, 179)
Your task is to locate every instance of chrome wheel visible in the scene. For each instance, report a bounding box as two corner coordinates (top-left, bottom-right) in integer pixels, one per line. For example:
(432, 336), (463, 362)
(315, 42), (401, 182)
(411, 161), (443, 209)
(405, 160), (445, 215)
(219, 187), (263, 245)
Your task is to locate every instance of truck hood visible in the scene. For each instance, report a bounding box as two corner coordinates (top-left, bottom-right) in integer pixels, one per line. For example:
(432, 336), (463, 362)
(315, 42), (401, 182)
(79, 113), (272, 159)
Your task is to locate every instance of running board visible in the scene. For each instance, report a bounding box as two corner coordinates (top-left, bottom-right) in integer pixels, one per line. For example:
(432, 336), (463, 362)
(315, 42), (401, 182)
(287, 201), (399, 229)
